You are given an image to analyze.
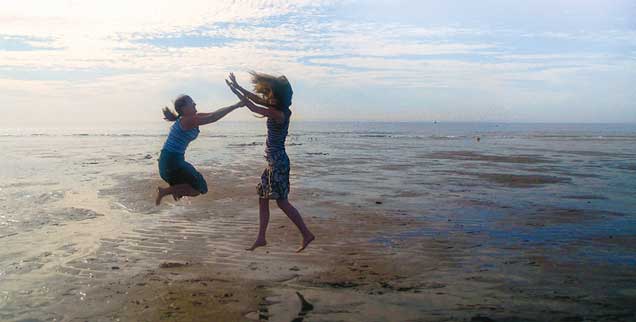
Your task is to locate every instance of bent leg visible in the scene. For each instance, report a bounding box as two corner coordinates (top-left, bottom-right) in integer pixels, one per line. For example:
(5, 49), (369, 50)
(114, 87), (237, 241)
(156, 187), (168, 205)
(172, 184), (200, 198)
(156, 184), (200, 205)
(276, 199), (315, 252)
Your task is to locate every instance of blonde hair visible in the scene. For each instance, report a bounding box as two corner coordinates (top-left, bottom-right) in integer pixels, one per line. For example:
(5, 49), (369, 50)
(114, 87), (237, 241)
(250, 71), (293, 110)
(162, 94), (192, 122)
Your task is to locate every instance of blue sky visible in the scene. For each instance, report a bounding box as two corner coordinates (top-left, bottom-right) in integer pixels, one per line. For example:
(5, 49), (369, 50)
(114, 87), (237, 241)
(0, 0), (634, 124)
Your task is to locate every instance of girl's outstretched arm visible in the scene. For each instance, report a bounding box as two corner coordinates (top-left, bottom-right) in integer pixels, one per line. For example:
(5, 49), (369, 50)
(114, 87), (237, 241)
(228, 72), (277, 108)
(226, 80), (284, 122)
(186, 101), (244, 128)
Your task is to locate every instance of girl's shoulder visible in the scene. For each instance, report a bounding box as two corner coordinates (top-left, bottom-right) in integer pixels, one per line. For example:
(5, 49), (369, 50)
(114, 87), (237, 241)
(270, 108), (291, 124)
(178, 116), (198, 131)
(279, 107), (291, 118)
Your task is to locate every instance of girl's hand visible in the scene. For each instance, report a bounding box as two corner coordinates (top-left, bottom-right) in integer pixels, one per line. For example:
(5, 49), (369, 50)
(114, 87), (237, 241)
(225, 79), (283, 121)
(226, 79), (249, 104)
(228, 72), (240, 88)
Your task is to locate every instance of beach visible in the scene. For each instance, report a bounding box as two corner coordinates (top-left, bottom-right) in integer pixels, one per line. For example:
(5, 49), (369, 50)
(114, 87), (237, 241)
(1, 121), (635, 321)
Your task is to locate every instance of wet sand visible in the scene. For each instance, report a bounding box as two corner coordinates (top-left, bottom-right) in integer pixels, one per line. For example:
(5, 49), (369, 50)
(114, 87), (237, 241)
(61, 171), (634, 322)
(2, 171), (635, 321)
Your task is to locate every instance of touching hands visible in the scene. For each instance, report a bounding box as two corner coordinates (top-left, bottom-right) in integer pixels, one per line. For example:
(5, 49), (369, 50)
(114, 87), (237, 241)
(225, 73), (282, 121)
(226, 79), (250, 106)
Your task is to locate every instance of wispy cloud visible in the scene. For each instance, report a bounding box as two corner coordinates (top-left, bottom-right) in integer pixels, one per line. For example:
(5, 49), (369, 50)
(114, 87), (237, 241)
(0, 0), (634, 123)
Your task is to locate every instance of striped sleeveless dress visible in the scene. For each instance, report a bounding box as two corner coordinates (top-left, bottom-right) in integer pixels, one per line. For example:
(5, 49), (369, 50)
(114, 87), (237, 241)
(257, 109), (292, 200)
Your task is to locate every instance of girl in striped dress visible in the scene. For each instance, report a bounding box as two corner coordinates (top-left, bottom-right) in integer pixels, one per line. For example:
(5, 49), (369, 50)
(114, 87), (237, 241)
(226, 72), (315, 252)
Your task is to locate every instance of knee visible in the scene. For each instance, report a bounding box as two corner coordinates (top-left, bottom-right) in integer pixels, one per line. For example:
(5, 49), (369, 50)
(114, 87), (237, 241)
(276, 199), (288, 209)
(196, 178), (208, 195)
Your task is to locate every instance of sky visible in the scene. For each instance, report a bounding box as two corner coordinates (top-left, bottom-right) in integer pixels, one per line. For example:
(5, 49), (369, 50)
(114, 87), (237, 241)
(0, 0), (635, 124)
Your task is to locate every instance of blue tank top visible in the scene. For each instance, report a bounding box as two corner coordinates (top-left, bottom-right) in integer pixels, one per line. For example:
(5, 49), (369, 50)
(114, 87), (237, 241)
(162, 119), (199, 154)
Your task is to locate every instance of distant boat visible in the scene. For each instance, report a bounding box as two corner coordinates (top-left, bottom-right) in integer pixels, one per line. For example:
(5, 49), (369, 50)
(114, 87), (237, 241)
(433, 121), (437, 124)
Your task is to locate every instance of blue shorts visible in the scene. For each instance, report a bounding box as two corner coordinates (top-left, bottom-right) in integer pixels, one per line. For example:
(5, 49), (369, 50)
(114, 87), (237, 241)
(158, 150), (208, 194)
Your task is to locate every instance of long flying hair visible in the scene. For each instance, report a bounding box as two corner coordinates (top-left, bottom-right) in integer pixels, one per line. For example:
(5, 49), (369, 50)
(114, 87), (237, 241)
(250, 71), (293, 110)
(162, 94), (192, 122)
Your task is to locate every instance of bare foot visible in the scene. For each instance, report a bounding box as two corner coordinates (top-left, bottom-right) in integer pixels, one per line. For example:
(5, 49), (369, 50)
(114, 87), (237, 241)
(155, 187), (164, 206)
(296, 233), (315, 253)
(246, 240), (267, 251)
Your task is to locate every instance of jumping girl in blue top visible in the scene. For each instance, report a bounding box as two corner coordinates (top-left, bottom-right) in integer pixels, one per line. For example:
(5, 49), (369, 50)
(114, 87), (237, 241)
(156, 95), (243, 205)
(226, 72), (315, 252)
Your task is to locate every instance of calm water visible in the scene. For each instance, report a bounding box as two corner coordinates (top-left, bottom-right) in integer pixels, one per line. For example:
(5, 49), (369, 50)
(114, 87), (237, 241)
(2, 121), (636, 243)
(1, 121), (635, 320)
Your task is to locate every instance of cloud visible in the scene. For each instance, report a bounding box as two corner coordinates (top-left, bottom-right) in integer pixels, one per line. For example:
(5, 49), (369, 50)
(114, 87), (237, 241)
(0, 0), (634, 123)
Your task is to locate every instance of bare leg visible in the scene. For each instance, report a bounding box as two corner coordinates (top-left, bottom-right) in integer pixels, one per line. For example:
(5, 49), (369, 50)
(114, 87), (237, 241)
(156, 187), (167, 205)
(173, 184), (200, 199)
(155, 184), (200, 206)
(276, 199), (315, 252)
(246, 198), (270, 251)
